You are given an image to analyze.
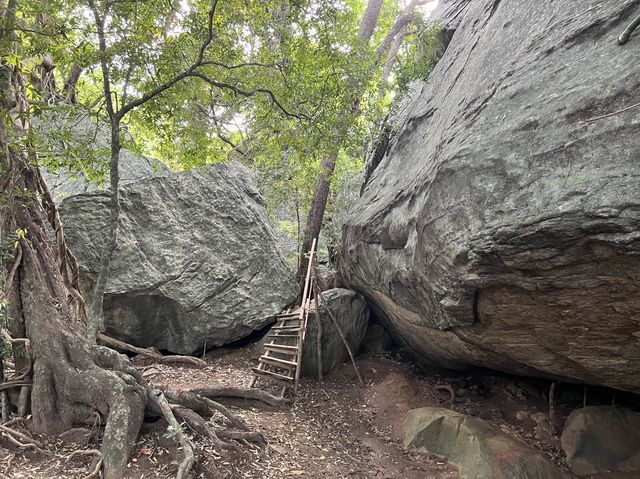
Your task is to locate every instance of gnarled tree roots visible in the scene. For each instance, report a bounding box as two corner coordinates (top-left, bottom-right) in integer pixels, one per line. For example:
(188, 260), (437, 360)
(1, 340), (269, 479)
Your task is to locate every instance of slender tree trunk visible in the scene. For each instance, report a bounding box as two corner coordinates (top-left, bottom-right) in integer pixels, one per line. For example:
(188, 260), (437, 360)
(296, 151), (338, 283)
(63, 63), (82, 104)
(383, 23), (408, 82)
(87, 120), (120, 341)
(358, 0), (384, 43)
(86, 0), (122, 341)
(295, 0), (387, 283)
(296, 0), (423, 284)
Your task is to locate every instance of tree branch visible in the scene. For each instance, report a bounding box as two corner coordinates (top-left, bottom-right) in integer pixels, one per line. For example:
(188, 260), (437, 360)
(188, 70), (308, 120)
(117, 0), (221, 118)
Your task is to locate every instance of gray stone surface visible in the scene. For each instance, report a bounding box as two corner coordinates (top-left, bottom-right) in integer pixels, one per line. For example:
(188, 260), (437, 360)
(300, 288), (369, 377)
(340, 1), (640, 391)
(251, 288), (368, 375)
(405, 407), (572, 479)
(561, 406), (640, 476)
(55, 160), (298, 354)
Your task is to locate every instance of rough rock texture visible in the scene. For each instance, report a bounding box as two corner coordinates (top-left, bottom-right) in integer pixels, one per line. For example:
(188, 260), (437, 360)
(405, 407), (572, 479)
(340, 0), (640, 391)
(561, 406), (640, 476)
(56, 160), (298, 354)
(300, 288), (369, 377)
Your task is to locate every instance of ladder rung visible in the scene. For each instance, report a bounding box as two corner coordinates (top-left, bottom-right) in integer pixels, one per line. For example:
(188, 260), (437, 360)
(276, 316), (302, 322)
(268, 333), (299, 338)
(264, 343), (299, 354)
(271, 325), (301, 331)
(252, 367), (294, 382)
(277, 311), (303, 318)
(260, 355), (297, 369)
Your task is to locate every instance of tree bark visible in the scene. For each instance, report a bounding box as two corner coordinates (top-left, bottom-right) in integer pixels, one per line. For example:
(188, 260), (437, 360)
(358, 0), (384, 43)
(62, 64), (82, 104)
(296, 150), (338, 284)
(295, 0), (423, 284)
(1, 65), (146, 479)
(383, 23), (408, 82)
(86, 0), (121, 342)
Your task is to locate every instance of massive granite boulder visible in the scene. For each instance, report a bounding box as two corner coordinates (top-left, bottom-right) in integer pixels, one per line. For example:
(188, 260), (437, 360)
(340, 0), (640, 392)
(53, 160), (298, 354)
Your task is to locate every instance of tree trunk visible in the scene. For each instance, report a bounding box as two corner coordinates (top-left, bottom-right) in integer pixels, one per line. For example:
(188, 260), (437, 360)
(62, 63), (82, 104)
(295, 0), (422, 285)
(383, 23), (408, 82)
(296, 150), (338, 284)
(358, 0), (384, 43)
(1, 65), (145, 479)
(295, 0), (386, 283)
(86, 120), (121, 341)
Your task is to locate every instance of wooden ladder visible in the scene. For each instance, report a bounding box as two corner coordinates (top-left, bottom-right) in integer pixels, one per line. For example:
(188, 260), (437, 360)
(249, 238), (317, 398)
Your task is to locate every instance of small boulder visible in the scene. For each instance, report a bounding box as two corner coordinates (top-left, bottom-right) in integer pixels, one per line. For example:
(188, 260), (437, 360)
(561, 406), (640, 476)
(301, 288), (369, 377)
(405, 407), (571, 479)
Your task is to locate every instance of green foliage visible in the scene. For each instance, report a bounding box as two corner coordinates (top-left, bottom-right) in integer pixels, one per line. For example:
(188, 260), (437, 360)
(393, 19), (443, 97)
(7, 0), (442, 250)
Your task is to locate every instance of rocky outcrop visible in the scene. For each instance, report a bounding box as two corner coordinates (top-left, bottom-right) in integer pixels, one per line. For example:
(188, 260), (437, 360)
(561, 406), (640, 476)
(55, 160), (298, 354)
(405, 407), (572, 479)
(251, 289), (368, 375)
(340, 1), (640, 391)
(300, 288), (369, 376)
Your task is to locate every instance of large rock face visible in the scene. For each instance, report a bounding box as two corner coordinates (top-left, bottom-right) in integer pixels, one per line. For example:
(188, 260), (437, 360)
(340, 0), (640, 392)
(56, 161), (298, 354)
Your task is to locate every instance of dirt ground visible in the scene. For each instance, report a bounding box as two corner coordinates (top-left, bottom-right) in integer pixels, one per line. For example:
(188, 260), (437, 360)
(1, 342), (618, 478)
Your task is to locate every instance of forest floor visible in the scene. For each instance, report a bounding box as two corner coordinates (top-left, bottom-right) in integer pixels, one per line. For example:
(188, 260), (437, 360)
(3, 340), (607, 479)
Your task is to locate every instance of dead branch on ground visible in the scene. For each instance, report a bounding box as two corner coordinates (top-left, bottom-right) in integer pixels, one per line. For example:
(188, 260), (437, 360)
(97, 333), (207, 368)
(190, 386), (289, 408)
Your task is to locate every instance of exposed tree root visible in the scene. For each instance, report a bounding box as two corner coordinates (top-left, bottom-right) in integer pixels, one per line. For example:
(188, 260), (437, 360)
(161, 388), (250, 431)
(0, 428), (43, 453)
(0, 329), (31, 380)
(66, 449), (104, 479)
(86, 458), (104, 479)
(66, 449), (102, 462)
(190, 386), (289, 408)
(0, 423), (39, 446)
(97, 333), (207, 368)
(172, 405), (238, 450)
(148, 390), (196, 479)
